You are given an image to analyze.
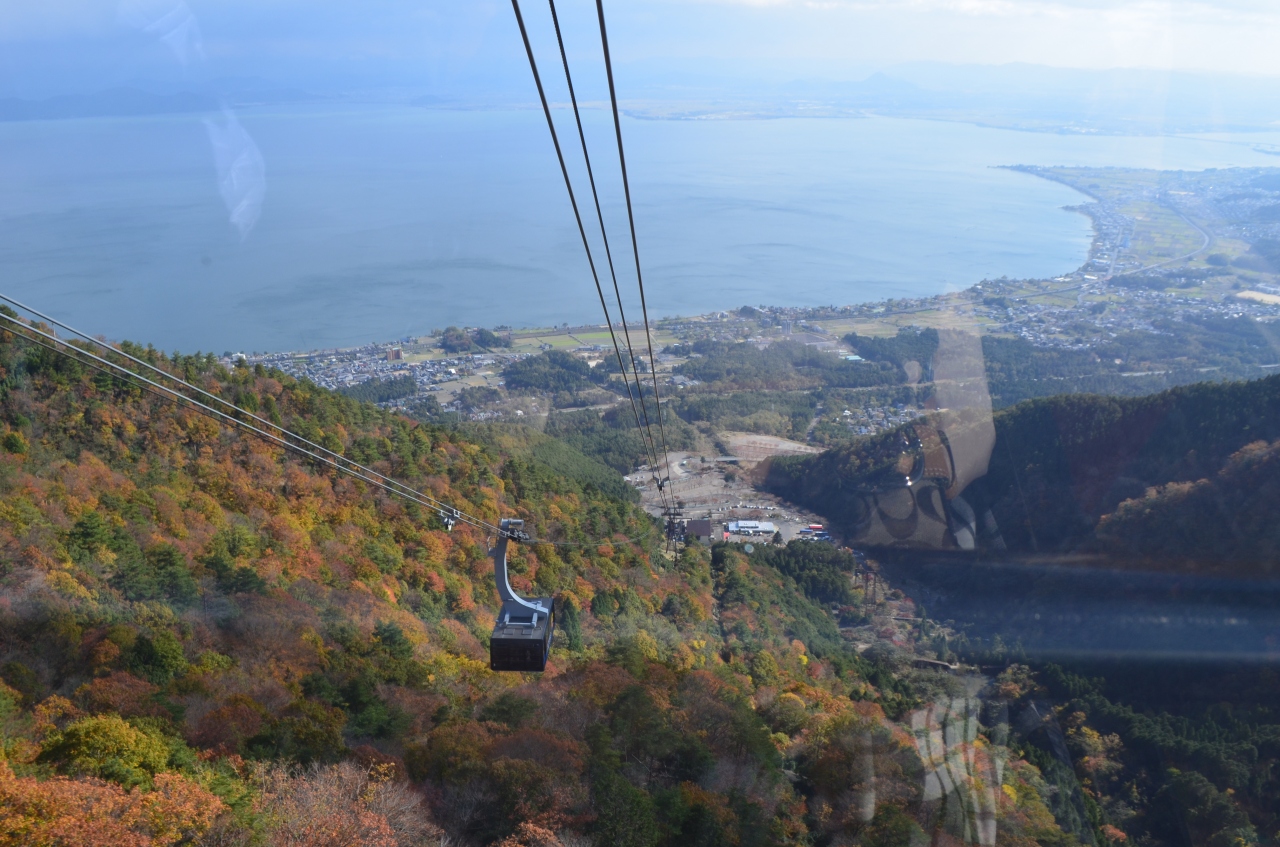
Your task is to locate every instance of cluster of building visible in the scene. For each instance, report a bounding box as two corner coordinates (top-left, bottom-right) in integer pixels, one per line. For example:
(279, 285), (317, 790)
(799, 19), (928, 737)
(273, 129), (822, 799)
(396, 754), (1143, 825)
(839, 404), (922, 436)
(683, 520), (830, 544)
(1162, 170), (1280, 246)
(971, 277), (1280, 351)
(235, 342), (525, 407)
(1076, 207), (1142, 277)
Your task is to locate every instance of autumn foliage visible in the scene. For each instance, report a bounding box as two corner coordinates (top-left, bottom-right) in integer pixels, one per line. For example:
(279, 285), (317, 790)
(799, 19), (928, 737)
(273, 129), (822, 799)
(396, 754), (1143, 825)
(254, 761), (442, 847)
(0, 763), (224, 847)
(0, 333), (1098, 844)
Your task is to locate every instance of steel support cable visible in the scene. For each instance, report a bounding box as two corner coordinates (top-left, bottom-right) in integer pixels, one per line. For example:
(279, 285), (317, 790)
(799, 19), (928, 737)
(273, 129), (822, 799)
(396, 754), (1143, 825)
(545, 0), (664, 492)
(0, 314), (659, 549)
(0, 292), (493, 534)
(595, 0), (677, 503)
(5, 322), (498, 536)
(509, 0), (664, 497)
(508, 0), (671, 512)
(0, 313), (505, 538)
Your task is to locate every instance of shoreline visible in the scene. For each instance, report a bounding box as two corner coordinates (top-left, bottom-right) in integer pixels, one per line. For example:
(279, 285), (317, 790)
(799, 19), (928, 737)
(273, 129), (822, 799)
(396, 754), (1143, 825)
(234, 165), (1127, 363)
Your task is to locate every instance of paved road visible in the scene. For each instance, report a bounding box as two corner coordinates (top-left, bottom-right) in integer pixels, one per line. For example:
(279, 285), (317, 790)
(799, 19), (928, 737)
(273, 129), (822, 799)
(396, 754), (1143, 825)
(1124, 211), (1212, 276)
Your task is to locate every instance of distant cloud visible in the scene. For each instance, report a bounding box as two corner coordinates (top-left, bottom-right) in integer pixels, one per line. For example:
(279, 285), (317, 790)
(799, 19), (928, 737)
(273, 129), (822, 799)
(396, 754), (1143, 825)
(698, 0), (1278, 12)
(691, 0), (1280, 24)
(4, 0), (1280, 83)
(661, 0), (1280, 73)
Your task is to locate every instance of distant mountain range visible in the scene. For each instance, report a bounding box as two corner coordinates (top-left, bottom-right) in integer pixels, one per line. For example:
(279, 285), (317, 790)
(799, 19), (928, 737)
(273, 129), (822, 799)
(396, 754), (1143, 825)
(0, 88), (216, 121)
(0, 84), (317, 122)
(14, 62), (1280, 134)
(619, 63), (1280, 133)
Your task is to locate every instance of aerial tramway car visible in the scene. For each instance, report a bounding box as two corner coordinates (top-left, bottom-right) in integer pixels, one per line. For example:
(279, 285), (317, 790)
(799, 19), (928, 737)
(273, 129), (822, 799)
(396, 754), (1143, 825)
(488, 519), (556, 672)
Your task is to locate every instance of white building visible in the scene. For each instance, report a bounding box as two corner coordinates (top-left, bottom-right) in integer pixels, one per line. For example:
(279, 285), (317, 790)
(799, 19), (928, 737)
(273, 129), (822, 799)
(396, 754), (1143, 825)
(726, 520), (777, 536)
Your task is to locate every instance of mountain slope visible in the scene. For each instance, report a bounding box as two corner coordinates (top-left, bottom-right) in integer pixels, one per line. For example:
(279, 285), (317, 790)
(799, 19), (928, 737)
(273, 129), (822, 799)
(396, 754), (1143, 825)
(0, 330), (1078, 844)
(765, 373), (1280, 575)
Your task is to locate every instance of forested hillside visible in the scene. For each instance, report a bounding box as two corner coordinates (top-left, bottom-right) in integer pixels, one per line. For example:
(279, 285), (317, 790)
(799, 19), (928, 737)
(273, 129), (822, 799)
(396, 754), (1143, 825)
(0, 327), (1091, 845)
(765, 372), (1280, 575)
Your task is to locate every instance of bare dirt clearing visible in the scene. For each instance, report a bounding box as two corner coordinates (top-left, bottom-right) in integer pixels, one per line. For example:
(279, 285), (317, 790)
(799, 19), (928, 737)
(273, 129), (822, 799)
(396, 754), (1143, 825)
(632, 437), (828, 541)
(719, 431), (822, 465)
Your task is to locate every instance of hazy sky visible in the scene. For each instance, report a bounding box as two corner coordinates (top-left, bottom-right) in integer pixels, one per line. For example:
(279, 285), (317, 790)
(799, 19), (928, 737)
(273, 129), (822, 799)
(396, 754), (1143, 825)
(2, 0), (1280, 99)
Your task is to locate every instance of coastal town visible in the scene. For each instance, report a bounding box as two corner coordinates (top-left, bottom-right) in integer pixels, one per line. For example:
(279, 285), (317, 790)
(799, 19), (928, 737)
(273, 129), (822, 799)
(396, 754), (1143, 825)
(240, 268), (1280, 419)
(231, 165), (1280, 465)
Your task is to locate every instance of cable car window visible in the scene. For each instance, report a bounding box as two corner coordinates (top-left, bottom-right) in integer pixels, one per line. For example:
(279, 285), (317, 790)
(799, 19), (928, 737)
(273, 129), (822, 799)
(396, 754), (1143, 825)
(0, 1), (1278, 845)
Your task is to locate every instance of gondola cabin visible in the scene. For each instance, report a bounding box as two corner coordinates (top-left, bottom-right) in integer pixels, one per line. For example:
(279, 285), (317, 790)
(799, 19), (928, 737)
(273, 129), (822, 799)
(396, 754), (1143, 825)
(490, 598), (556, 672)
(488, 519), (557, 672)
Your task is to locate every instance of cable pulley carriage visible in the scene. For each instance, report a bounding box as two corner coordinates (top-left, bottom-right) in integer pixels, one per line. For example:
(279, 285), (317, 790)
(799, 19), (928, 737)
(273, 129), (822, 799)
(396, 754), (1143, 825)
(438, 507), (460, 532)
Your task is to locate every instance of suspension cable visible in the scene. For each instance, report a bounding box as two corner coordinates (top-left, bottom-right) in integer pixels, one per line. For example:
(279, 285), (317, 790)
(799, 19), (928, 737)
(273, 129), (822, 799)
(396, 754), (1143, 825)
(0, 312), (665, 558)
(0, 312), (511, 536)
(508, 0), (671, 511)
(594, 0), (677, 504)
(0, 292), (501, 533)
(1, 311), (659, 548)
(545, 0), (665, 494)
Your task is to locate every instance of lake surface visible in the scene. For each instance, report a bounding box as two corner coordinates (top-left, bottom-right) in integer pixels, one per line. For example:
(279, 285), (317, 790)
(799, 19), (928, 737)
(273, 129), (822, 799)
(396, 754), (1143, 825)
(1, 104), (1278, 353)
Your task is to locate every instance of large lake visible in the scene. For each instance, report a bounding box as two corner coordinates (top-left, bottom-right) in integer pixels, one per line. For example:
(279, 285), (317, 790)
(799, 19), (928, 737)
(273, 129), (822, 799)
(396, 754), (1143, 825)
(1, 104), (1278, 353)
